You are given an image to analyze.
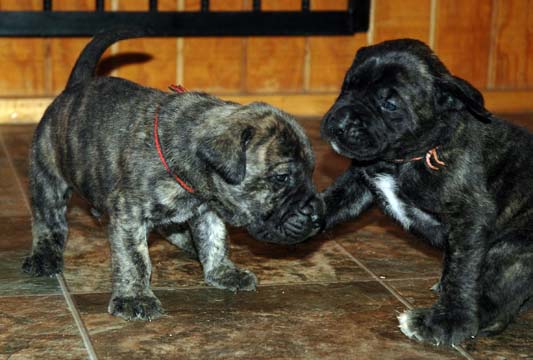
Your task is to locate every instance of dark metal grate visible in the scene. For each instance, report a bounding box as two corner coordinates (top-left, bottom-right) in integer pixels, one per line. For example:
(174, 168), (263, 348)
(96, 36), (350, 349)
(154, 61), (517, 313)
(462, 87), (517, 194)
(0, 0), (369, 37)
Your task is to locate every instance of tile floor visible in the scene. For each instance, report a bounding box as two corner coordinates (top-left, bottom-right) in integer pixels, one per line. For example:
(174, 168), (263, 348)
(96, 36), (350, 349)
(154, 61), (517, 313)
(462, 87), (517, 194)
(1, 115), (532, 359)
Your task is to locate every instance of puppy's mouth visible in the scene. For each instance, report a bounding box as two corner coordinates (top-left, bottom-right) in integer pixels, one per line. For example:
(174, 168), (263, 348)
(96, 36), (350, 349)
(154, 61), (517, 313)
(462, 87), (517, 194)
(330, 137), (383, 161)
(322, 118), (383, 161)
(247, 195), (325, 245)
(246, 221), (317, 245)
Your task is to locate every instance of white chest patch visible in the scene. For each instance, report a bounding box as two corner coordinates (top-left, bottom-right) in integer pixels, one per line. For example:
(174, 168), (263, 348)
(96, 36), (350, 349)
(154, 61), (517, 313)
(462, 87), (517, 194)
(372, 174), (412, 230)
(331, 142), (343, 155)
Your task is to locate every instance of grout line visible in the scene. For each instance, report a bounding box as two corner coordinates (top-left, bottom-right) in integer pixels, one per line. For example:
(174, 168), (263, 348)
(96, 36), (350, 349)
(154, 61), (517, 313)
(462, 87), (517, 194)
(176, 37), (184, 86)
(241, 38), (248, 93)
(333, 241), (475, 360)
(0, 132), (98, 359)
(487, 0), (500, 89)
(44, 38), (53, 96)
(110, 0), (119, 78)
(333, 241), (413, 309)
(366, 0), (376, 45)
(257, 276), (441, 287)
(453, 345), (476, 360)
(428, 0), (438, 49)
(0, 132), (31, 213)
(0, 291), (65, 298)
(57, 274), (99, 360)
(176, 0), (185, 86)
(241, 0), (249, 93)
(44, 276), (442, 297)
(303, 37), (311, 92)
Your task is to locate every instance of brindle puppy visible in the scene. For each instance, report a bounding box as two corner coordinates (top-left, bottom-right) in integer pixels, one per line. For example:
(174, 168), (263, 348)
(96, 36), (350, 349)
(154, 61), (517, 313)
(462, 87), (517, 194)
(320, 39), (533, 345)
(23, 28), (324, 320)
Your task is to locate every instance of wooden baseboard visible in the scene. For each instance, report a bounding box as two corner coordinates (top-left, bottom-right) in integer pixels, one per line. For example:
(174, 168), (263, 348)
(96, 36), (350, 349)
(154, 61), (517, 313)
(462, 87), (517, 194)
(1, 91), (532, 124)
(0, 97), (56, 124)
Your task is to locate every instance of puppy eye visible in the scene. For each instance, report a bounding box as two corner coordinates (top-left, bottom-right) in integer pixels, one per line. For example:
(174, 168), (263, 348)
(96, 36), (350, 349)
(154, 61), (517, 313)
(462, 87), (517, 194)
(381, 98), (398, 112)
(273, 174), (289, 184)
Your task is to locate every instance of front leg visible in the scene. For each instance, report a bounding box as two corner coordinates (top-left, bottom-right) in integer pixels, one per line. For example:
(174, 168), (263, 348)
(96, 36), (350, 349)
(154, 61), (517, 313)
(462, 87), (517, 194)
(189, 210), (257, 291)
(399, 199), (493, 345)
(322, 165), (374, 230)
(107, 210), (164, 321)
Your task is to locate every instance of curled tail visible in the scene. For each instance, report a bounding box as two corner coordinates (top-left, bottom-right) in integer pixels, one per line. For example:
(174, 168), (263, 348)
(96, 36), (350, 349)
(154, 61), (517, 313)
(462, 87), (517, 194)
(66, 27), (150, 89)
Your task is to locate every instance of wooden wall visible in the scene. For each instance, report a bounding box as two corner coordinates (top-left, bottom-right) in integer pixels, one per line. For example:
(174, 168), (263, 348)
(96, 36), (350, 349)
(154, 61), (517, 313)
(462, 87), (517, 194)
(1, 0), (532, 122)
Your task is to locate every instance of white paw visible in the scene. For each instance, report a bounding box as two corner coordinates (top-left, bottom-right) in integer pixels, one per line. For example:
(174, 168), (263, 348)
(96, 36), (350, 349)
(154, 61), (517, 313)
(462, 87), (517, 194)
(397, 309), (443, 346)
(398, 311), (418, 339)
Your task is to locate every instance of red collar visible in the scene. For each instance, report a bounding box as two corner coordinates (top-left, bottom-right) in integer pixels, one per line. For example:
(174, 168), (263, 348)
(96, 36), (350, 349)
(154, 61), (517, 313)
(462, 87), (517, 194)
(393, 147), (446, 171)
(153, 85), (195, 193)
(169, 84), (187, 93)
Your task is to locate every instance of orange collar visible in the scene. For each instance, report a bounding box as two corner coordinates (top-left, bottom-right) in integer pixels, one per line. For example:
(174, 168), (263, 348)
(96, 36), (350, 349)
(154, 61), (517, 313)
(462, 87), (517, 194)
(392, 147), (446, 171)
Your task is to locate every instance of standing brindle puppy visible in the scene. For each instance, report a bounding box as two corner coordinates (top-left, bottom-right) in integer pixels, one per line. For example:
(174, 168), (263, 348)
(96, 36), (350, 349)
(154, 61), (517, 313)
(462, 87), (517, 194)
(23, 28), (323, 320)
(320, 39), (533, 345)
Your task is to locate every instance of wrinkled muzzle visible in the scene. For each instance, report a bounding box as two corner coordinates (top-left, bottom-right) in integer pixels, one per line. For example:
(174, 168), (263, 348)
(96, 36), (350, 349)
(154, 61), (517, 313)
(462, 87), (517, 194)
(321, 103), (384, 160)
(247, 192), (325, 245)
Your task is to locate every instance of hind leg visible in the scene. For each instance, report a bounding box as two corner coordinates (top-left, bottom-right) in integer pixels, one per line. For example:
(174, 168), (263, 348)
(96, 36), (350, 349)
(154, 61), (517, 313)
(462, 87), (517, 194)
(478, 238), (533, 336)
(157, 223), (198, 259)
(22, 147), (71, 277)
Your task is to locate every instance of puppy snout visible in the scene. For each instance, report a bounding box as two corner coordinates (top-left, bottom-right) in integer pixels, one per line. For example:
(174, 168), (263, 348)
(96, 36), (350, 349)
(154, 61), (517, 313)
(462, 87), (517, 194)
(322, 105), (352, 138)
(327, 106), (360, 138)
(347, 126), (358, 138)
(296, 194), (325, 231)
(310, 196), (326, 231)
(298, 201), (313, 216)
(335, 105), (352, 119)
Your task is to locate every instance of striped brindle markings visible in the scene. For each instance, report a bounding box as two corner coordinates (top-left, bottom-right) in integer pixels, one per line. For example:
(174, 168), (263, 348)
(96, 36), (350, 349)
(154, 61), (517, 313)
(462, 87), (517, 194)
(22, 29), (324, 320)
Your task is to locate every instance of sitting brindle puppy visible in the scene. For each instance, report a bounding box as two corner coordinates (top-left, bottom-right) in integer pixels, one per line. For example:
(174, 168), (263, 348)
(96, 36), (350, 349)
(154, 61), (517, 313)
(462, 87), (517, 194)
(23, 28), (324, 320)
(320, 39), (533, 345)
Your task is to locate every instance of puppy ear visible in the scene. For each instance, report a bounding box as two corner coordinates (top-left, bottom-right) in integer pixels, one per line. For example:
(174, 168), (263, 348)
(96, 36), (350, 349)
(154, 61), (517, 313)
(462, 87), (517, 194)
(197, 126), (255, 185)
(354, 45), (370, 61)
(436, 75), (492, 123)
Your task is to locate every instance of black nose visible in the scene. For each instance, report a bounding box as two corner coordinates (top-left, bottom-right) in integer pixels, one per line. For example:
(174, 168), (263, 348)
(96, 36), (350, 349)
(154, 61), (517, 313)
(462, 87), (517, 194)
(327, 106), (354, 134)
(297, 195), (325, 231)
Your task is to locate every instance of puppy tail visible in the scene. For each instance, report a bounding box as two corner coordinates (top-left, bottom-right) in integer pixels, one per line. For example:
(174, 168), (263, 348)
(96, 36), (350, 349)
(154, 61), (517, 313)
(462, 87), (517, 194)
(65, 26), (152, 89)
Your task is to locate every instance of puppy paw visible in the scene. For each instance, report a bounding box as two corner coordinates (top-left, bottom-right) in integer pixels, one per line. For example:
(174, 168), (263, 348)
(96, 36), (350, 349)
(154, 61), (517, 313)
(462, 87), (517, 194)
(206, 264), (257, 292)
(22, 253), (63, 277)
(430, 281), (442, 294)
(398, 307), (477, 346)
(108, 295), (165, 321)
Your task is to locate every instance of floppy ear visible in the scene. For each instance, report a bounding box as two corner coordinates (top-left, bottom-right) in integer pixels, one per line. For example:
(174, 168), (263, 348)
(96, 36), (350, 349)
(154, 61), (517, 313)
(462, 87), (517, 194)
(436, 75), (492, 123)
(197, 126), (255, 185)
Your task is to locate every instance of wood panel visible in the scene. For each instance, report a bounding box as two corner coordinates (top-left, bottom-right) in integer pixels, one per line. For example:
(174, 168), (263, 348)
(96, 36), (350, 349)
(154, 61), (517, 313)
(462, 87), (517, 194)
(490, 0), (533, 89)
(528, 1), (533, 86)
(183, 0), (247, 93)
(184, 0), (200, 11)
(0, 0), (41, 10)
(372, 0), (431, 44)
(112, 0), (178, 91)
(308, 0), (366, 92)
(51, 0), (95, 10)
(0, 0), (46, 96)
(246, 0), (306, 93)
(50, 1), (94, 93)
(5, 90), (533, 124)
(433, 0), (493, 88)
(0, 0), (533, 100)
